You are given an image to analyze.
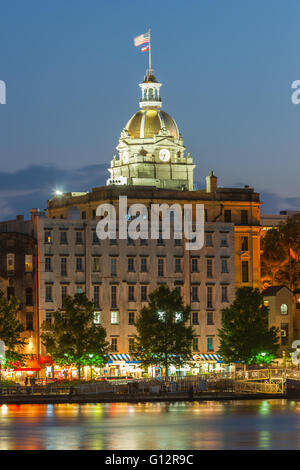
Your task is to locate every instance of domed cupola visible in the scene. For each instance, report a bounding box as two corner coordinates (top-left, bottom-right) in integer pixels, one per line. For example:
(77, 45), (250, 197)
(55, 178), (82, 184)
(107, 70), (195, 191)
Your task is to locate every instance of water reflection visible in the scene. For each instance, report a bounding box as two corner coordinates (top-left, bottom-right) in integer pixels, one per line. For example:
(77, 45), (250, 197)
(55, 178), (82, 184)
(1, 400), (300, 449)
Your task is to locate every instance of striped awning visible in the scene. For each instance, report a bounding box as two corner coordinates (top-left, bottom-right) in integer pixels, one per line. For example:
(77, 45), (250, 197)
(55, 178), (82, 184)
(190, 354), (222, 363)
(105, 353), (222, 364)
(106, 354), (140, 364)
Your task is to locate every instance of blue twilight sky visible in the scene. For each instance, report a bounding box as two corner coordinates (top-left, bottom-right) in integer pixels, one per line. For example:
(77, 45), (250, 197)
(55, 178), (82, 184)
(0, 0), (299, 219)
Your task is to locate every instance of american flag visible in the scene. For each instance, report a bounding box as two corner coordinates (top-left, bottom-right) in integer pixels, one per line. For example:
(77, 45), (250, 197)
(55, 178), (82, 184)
(141, 45), (149, 52)
(134, 32), (150, 47)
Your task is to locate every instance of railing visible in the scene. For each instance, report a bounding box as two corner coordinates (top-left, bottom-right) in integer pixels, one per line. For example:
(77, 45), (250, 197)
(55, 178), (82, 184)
(0, 369), (288, 397)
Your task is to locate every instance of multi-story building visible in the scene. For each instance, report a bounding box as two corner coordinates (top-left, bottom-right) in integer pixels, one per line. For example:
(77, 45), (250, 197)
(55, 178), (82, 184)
(0, 69), (262, 376)
(0, 215), (38, 356)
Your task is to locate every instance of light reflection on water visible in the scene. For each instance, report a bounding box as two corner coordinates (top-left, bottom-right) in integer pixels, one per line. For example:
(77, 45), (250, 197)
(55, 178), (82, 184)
(0, 399), (300, 450)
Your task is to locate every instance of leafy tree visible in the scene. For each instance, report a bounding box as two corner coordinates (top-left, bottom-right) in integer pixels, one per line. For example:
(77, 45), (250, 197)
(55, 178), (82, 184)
(262, 215), (300, 290)
(41, 293), (109, 379)
(0, 290), (27, 366)
(135, 285), (194, 376)
(261, 228), (286, 285)
(218, 287), (279, 366)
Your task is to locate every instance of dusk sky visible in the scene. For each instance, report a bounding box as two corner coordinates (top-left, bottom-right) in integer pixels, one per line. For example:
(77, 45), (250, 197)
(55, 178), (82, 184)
(0, 0), (299, 219)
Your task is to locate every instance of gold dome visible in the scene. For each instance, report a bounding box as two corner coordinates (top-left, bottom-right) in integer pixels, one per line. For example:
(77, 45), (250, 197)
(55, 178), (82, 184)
(125, 109), (179, 139)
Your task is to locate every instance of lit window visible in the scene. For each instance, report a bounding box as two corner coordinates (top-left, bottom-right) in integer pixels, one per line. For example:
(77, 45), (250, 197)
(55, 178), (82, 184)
(111, 311), (119, 324)
(94, 312), (101, 324)
(25, 255), (33, 272)
(280, 304), (288, 315)
(7, 253), (15, 272)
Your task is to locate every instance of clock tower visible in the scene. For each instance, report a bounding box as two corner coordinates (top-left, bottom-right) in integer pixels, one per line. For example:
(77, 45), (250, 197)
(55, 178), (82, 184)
(107, 70), (195, 191)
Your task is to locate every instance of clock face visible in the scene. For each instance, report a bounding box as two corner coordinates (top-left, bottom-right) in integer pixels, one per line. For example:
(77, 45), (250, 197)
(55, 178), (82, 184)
(122, 151), (129, 163)
(159, 148), (170, 162)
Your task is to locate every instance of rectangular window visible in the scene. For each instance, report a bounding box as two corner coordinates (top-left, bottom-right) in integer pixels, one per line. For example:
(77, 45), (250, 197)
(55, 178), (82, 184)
(111, 337), (118, 352)
(61, 258), (67, 276)
(76, 231), (83, 244)
(128, 258), (135, 272)
(45, 285), (52, 302)
(207, 259), (213, 278)
(26, 288), (33, 306)
(224, 210), (231, 222)
(81, 211), (86, 220)
(92, 231), (100, 244)
(26, 313), (33, 331)
(220, 234), (228, 247)
(93, 257), (100, 272)
(25, 255), (33, 272)
(45, 257), (52, 272)
(94, 311), (101, 324)
(140, 238), (147, 246)
(158, 259), (164, 277)
(60, 231), (68, 244)
(207, 286), (213, 308)
(141, 285), (148, 301)
(61, 286), (67, 308)
(141, 258), (147, 272)
(44, 231), (52, 244)
(221, 259), (229, 273)
(46, 311), (52, 324)
(207, 337), (214, 351)
(192, 312), (199, 325)
(7, 253), (15, 273)
(241, 210), (248, 225)
(207, 311), (214, 325)
(110, 258), (117, 277)
(241, 237), (249, 251)
(111, 285), (117, 308)
(92, 209), (96, 220)
(191, 258), (198, 273)
(128, 311), (135, 325)
(221, 286), (229, 302)
(192, 337), (199, 352)
(76, 286), (83, 294)
(174, 238), (182, 246)
(128, 285), (135, 302)
(242, 261), (249, 283)
(175, 258), (182, 273)
(76, 257), (83, 272)
(191, 286), (199, 302)
(128, 337), (135, 353)
(206, 233), (213, 247)
(94, 285), (100, 308)
(111, 311), (119, 325)
(175, 286), (182, 296)
(110, 238), (117, 245)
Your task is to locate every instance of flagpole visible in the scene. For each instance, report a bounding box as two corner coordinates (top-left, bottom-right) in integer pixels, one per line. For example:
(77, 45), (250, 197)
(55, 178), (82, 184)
(148, 28), (152, 73)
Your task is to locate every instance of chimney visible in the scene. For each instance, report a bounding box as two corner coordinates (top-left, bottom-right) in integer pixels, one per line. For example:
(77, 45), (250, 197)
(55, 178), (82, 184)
(206, 171), (218, 193)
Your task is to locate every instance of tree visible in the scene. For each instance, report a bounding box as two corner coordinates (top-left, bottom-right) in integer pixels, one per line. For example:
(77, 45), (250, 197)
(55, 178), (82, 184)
(135, 285), (194, 376)
(0, 290), (27, 365)
(262, 215), (300, 290)
(261, 228), (286, 285)
(218, 287), (279, 366)
(41, 293), (109, 379)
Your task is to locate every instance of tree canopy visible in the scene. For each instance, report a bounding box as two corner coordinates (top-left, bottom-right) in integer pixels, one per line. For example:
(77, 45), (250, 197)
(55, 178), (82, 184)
(0, 290), (27, 364)
(135, 285), (194, 376)
(41, 293), (109, 378)
(218, 287), (279, 365)
(262, 215), (300, 290)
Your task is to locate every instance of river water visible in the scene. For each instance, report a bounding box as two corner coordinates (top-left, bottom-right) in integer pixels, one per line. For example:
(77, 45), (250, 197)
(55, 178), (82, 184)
(0, 399), (300, 450)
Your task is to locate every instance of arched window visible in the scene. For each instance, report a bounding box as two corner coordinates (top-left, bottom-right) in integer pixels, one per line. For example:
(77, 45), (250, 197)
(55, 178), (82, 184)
(280, 304), (288, 315)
